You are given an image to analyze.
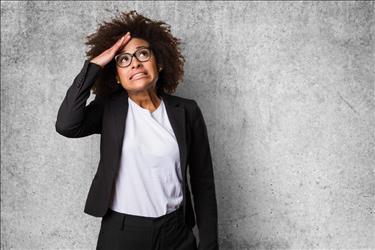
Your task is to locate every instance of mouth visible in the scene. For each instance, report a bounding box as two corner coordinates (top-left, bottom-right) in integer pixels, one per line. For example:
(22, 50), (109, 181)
(130, 72), (148, 80)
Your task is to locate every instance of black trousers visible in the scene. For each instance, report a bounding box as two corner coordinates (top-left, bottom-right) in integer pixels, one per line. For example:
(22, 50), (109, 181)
(96, 206), (197, 250)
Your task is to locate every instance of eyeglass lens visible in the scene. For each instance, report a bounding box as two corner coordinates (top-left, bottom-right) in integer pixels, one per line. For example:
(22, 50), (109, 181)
(116, 48), (151, 67)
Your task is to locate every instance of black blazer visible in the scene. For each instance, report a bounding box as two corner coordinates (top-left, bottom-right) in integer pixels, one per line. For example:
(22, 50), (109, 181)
(55, 60), (219, 250)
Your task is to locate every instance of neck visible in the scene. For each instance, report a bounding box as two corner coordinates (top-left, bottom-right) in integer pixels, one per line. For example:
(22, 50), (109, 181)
(128, 88), (161, 111)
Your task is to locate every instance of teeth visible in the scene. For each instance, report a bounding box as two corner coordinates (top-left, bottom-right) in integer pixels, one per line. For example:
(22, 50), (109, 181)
(132, 72), (146, 79)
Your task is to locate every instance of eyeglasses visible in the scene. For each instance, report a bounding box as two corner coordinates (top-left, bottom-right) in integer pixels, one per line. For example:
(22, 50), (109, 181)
(114, 47), (153, 68)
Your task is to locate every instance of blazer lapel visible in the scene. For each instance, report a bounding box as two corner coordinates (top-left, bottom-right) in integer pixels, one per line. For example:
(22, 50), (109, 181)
(108, 89), (188, 183)
(161, 92), (187, 182)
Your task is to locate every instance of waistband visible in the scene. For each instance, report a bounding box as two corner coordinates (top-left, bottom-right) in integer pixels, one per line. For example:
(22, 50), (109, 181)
(104, 206), (184, 230)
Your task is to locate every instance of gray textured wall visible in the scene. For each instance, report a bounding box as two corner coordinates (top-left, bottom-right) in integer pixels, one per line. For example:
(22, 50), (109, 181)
(1, 1), (374, 249)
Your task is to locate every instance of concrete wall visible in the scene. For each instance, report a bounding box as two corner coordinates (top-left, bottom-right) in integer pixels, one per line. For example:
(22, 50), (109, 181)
(1, 1), (374, 249)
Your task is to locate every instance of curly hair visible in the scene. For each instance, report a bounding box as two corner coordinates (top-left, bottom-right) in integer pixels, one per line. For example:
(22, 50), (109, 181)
(84, 10), (186, 97)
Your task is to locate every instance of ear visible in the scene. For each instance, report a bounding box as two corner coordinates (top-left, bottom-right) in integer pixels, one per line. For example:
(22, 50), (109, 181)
(115, 74), (121, 84)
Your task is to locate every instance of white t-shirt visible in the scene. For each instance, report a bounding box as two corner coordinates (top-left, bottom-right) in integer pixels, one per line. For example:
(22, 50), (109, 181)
(109, 96), (183, 217)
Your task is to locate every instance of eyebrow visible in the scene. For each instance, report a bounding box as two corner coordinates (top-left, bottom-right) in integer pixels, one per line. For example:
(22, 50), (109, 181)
(120, 46), (148, 54)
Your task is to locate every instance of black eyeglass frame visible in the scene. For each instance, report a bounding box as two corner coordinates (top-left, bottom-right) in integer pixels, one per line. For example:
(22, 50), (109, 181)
(114, 46), (153, 68)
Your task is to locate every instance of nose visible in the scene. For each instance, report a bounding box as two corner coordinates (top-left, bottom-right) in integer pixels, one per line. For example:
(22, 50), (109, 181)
(130, 55), (143, 69)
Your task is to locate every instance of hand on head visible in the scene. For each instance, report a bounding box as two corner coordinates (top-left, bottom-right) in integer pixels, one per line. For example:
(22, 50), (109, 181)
(90, 32), (132, 68)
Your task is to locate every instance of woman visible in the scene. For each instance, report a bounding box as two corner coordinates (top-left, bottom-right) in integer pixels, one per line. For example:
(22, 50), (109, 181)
(55, 10), (218, 250)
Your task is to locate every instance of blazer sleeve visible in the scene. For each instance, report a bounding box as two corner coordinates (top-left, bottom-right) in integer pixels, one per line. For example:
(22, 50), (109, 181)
(55, 60), (104, 138)
(189, 100), (219, 250)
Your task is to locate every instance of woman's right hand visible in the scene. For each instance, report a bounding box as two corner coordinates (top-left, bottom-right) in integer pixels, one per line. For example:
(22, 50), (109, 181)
(90, 32), (131, 68)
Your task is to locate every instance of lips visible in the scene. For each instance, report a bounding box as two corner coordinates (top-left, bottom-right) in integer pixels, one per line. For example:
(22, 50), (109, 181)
(130, 71), (148, 80)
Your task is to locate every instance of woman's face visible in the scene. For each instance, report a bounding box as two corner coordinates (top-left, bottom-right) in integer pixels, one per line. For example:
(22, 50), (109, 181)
(115, 38), (160, 95)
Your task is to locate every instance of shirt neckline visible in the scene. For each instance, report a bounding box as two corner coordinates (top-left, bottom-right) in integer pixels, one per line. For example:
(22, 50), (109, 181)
(128, 97), (163, 115)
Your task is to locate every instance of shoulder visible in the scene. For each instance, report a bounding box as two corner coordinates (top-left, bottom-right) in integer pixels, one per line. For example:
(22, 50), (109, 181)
(163, 93), (203, 123)
(163, 93), (200, 112)
(164, 93), (197, 107)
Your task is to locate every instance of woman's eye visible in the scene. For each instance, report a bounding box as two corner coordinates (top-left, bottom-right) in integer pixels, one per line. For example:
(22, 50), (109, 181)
(121, 56), (130, 62)
(139, 50), (149, 58)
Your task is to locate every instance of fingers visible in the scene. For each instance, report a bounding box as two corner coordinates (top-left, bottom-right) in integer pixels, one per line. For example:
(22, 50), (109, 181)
(112, 32), (131, 54)
(119, 32), (132, 51)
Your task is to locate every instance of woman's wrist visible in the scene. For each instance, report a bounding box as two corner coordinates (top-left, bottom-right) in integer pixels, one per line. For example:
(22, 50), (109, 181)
(89, 60), (104, 69)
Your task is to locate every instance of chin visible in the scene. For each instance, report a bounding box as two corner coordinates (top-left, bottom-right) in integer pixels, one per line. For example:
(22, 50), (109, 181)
(127, 82), (156, 92)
